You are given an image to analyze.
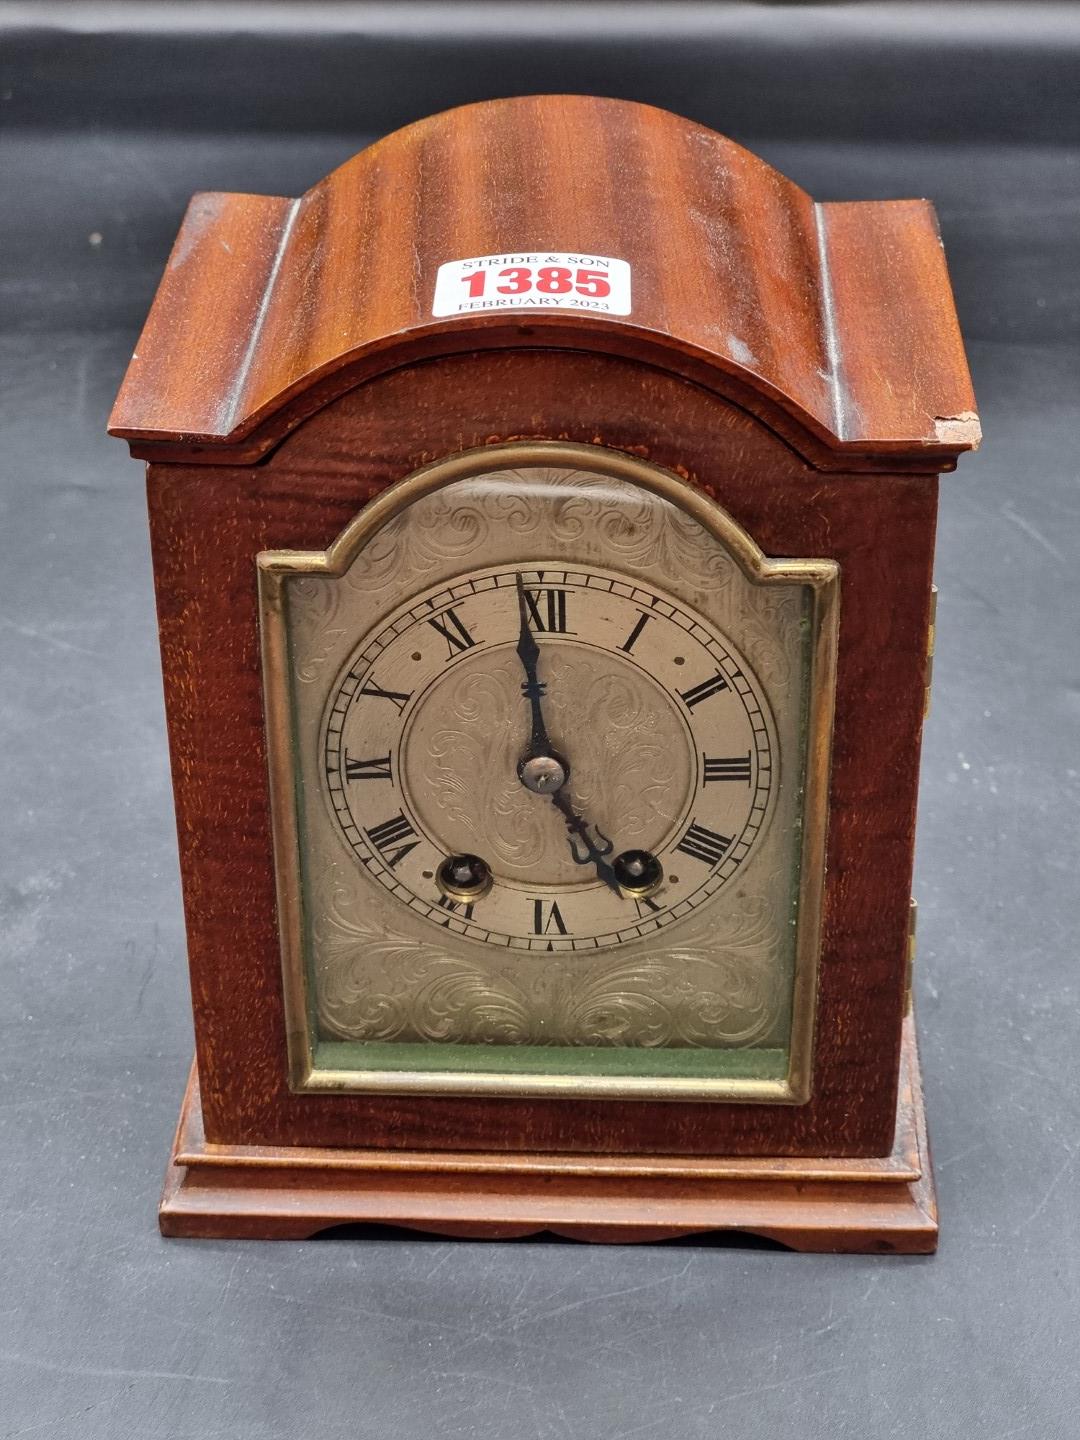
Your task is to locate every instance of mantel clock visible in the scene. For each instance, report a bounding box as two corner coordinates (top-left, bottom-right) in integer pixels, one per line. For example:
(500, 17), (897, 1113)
(110, 96), (979, 1250)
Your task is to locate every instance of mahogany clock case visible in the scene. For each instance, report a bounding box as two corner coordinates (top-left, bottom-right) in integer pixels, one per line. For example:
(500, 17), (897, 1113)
(108, 95), (978, 1242)
(5, 5), (1075, 1434)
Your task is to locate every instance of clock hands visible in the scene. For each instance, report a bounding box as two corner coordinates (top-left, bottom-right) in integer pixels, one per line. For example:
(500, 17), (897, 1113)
(550, 786), (620, 892)
(513, 574), (622, 896)
(514, 573), (562, 772)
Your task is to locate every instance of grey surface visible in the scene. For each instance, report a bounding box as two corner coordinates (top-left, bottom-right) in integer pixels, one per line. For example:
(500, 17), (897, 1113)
(5, 1), (1080, 143)
(2, 6), (1079, 1438)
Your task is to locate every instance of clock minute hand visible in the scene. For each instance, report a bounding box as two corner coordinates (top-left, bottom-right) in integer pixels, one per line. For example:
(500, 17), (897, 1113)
(514, 572), (557, 763)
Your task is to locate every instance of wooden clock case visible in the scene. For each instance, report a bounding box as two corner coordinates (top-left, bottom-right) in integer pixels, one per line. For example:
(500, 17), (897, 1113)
(109, 96), (979, 1250)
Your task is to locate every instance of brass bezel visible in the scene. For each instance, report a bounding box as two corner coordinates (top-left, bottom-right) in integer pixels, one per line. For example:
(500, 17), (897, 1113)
(613, 861), (665, 902)
(435, 855), (495, 905)
(258, 441), (839, 1104)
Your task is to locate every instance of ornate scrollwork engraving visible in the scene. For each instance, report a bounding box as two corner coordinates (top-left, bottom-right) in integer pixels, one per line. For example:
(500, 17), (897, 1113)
(403, 645), (691, 885)
(290, 576), (346, 684)
(273, 459), (818, 1068)
(293, 469), (805, 698)
(315, 880), (786, 1048)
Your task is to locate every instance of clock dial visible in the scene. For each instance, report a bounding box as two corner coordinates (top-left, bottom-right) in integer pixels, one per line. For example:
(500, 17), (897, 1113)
(259, 448), (837, 1099)
(321, 567), (776, 951)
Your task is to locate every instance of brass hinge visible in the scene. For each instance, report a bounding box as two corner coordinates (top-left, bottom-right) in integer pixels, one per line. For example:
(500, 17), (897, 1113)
(905, 898), (918, 1012)
(924, 584), (938, 717)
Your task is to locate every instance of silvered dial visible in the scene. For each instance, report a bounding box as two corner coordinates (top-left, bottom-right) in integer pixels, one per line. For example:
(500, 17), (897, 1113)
(260, 450), (838, 1087)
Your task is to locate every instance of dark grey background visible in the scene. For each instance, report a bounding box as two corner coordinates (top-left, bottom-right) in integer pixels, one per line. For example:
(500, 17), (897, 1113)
(2, 4), (1078, 1437)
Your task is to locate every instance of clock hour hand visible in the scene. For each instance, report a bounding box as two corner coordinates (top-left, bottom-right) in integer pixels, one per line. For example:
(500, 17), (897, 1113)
(550, 787), (622, 896)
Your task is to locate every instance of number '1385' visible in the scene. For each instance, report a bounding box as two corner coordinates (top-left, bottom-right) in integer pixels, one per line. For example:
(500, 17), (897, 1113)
(461, 266), (612, 299)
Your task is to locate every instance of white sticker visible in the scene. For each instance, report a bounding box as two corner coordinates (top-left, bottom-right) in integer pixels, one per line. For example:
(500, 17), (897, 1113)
(432, 251), (631, 318)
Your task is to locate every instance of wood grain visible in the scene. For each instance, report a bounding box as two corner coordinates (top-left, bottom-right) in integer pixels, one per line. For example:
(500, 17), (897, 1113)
(110, 95), (978, 467)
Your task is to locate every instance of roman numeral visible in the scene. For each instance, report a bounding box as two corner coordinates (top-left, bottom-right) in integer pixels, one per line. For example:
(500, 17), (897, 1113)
(365, 812), (420, 868)
(524, 587), (569, 633)
(635, 895), (662, 920)
(674, 821), (733, 867)
(619, 611), (652, 654)
(358, 680), (412, 714)
(427, 606), (476, 658)
(437, 894), (474, 923)
(679, 672), (730, 710)
(703, 753), (752, 784)
(532, 898), (568, 935)
(344, 753), (392, 781)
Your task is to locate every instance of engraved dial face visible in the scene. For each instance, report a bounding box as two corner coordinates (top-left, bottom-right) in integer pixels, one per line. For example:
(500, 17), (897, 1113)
(321, 566), (776, 951)
(260, 449), (837, 1099)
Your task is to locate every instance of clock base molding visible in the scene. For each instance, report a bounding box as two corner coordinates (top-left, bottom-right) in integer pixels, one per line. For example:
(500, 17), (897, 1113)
(159, 1018), (937, 1253)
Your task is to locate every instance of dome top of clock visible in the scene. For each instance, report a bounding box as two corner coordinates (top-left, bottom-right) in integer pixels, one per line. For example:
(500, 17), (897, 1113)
(109, 95), (979, 468)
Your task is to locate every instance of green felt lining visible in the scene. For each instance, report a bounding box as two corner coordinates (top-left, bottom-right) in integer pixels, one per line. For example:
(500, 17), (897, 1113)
(313, 1039), (788, 1081)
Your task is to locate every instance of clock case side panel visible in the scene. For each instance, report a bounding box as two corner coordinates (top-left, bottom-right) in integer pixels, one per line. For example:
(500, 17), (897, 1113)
(146, 349), (938, 1158)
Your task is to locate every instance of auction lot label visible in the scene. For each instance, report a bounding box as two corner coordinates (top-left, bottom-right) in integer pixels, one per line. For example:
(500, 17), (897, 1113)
(433, 252), (632, 317)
